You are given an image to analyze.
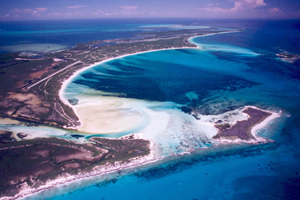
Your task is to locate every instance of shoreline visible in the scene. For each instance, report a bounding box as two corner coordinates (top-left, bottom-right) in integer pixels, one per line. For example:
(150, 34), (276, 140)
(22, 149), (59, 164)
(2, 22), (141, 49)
(1, 103), (281, 200)
(251, 108), (281, 139)
(188, 30), (241, 46)
(0, 106), (281, 200)
(0, 103), (280, 200)
(2, 145), (160, 200)
(243, 105), (281, 141)
(216, 106), (281, 145)
(0, 30), (282, 200)
(58, 30), (240, 131)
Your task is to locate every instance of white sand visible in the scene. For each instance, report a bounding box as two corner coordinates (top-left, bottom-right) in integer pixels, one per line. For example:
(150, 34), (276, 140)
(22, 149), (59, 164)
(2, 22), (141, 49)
(0, 30), (285, 200)
(57, 30), (280, 153)
(75, 96), (146, 134)
(188, 30), (240, 45)
(56, 28), (282, 166)
(0, 118), (21, 125)
(58, 30), (244, 133)
(251, 109), (282, 139)
(58, 45), (199, 132)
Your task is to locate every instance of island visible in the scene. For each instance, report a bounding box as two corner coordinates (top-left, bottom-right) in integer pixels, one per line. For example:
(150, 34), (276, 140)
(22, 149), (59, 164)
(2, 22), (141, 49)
(276, 52), (300, 63)
(213, 107), (272, 140)
(0, 29), (204, 129)
(0, 28), (281, 199)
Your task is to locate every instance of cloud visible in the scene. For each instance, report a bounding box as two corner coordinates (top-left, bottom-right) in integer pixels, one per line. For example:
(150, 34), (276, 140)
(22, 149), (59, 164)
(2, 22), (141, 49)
(93, 10), (120, 16)
(12, 8), (22, 13)
(67, 5), (87, 9)
(207, 3), (220, 7)
(268, 7), (285, 16)
(106, 12), (120, 16)
(32, 10), (42, 17)
(47, 12), (62, 17)
(93, 7), (140, 17)
(197, 0), (266, 13)
(93, 10), (105, 15)
(119, 6), (137, 10)
(36, 8), (48, 12)
(245, 0), (266, 7)
(198, 2), (243, 13)
(12, 8), (47, 15)
(23, 9), (33, 13)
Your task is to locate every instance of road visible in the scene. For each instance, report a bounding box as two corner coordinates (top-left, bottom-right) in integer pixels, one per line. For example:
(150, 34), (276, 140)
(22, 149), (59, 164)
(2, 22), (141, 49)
(26, 60), (81, 89)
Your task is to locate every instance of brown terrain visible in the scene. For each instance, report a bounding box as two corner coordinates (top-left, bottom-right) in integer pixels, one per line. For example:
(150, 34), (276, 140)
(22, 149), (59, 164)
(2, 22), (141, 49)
(0, 29), (205, 129)
(0, 130), (150, 197)
(213, 107), (272, 140)
(0, 29), (241, 198)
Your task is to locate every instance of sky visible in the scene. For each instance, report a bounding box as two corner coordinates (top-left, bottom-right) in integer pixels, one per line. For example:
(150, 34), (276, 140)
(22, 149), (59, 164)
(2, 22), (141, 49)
(0, 0), (300, 21)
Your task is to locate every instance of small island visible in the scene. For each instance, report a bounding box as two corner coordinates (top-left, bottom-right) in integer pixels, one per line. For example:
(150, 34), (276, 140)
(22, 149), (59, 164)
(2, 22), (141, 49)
(213, 107), (273, 140)
(276, 52), (300, 63)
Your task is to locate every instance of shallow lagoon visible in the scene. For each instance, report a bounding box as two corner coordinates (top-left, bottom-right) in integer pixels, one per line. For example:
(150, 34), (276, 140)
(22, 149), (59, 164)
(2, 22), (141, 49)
(56, 20), (300, 200)
(1, 19), (300, 199)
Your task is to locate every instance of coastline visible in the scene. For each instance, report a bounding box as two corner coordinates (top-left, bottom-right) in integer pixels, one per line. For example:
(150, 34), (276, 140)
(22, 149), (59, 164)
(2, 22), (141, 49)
(188, 30), (241, 46)
(2, 103), (281, 200)
(216, 106), (281, 145)
(251, 108), (281, 139)
(2, 143), (159, 200)
(0, 30), (283, 200)
(58, 30), (241, 131)
(0, 107), (281, 200)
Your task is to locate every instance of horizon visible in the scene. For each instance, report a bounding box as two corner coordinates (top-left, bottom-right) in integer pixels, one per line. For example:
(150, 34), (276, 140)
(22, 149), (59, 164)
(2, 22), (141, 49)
(1, 2), (300, 200)
(1, 0), (300, 21)
(1, 17), (300, 22)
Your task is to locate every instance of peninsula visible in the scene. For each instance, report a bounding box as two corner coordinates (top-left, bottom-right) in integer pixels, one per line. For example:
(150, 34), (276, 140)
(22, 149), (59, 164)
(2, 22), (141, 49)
(0, 29), (206, 128)
(0, 28), (281, 199)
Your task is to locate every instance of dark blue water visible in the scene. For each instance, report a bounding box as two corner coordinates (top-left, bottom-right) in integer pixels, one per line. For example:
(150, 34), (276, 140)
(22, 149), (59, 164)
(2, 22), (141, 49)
(74, 48), (256, 105)
(4, 19), (300, 199)
(0, 18), (214, 54)
(0, 19), (136, 53)
(69, 20), (300, 112)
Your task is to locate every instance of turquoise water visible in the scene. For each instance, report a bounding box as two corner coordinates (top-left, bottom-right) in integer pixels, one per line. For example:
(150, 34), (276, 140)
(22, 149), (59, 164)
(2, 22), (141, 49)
(53, 20), (300, 199)
(1, 19), (300, 199)
(0, 19), (217, 54)
(48, 144), (299, 200)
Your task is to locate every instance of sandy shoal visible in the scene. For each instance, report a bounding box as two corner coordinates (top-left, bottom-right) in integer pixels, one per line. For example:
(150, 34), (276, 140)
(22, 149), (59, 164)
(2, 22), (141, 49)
(74, 96), (146, 134)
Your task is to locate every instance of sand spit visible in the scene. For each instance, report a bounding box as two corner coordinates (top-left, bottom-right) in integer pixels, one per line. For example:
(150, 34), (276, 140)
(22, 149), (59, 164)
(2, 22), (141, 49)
(0, 106), (281, 200)
(0, 30), (282, 200)
(58, 30), (240, 131)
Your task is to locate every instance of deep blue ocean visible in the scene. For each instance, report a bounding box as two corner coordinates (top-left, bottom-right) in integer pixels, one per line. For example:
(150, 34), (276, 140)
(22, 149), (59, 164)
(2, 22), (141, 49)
(1, 19), (300, 200)
(0, 18), (228, 54)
